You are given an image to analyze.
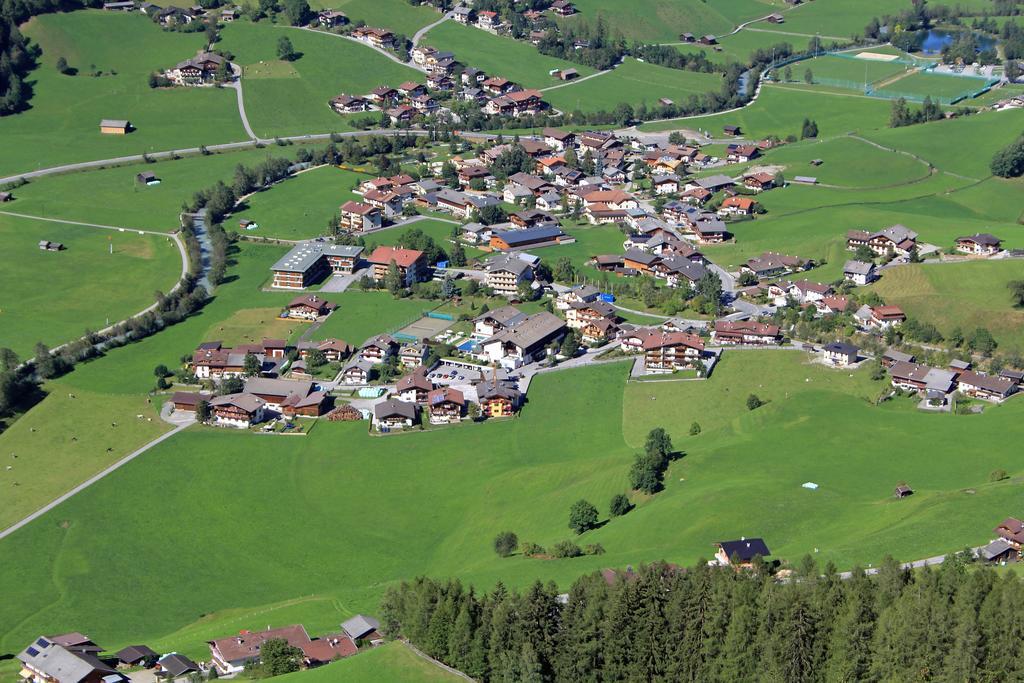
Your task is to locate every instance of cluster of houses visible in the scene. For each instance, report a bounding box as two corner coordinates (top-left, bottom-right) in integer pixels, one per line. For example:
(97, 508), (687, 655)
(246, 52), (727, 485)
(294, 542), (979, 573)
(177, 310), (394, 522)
(103, 0), (242, 27)
(882, 349), (1021, 405)
(330, 43), (550, 124)
(16, 618), (385, 683)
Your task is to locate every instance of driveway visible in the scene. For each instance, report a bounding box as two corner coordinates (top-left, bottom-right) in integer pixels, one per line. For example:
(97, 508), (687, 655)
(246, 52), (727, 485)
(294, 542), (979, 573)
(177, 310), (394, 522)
(319, 267), (367, 293)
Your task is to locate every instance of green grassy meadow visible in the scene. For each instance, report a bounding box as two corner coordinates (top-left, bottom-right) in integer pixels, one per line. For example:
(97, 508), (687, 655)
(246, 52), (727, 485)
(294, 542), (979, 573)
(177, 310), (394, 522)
(563, 0), (777, 44)
(306, 0), (442, 36)
(763, 135), (932, 188)
(639, 85), (894, 138)
(0, 214), (182, 357)
(218, 21), (424, 138)
(421, 21), (593, 89)
(1, 11), (245, 179)
(312, 291), (432, 344)
(6, 147), (311, 232)
(232, 165), (372, 240)
(543, 58), (724, 113)
(869, 261), (1024, 353)
(0, 389), (168, 532)
(861, 107), (1024, 179)
(4, 351), (1024, 667)
(275, 643), (461, 682)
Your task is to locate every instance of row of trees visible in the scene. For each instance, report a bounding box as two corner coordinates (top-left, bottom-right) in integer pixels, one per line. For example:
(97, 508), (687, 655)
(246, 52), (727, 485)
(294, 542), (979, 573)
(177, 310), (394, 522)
(381, 552), (1024, 682)
(888, 96), (948, 128)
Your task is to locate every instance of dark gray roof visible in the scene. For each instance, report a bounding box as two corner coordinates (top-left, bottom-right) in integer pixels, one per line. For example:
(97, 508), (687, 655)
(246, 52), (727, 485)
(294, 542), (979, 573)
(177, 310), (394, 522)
(341, 614), (381, 639)
(696, 174), (734, 191)
(374, 399), (417, 419)
(115, 645), (158, 664)
(843, 260), (874, 275)
(492, 226), (565, 247)
(18, 640), (120, 683)
(718, 538), (770, 561)
(823, 341), (858, 356)
(158, 654), (199, 677)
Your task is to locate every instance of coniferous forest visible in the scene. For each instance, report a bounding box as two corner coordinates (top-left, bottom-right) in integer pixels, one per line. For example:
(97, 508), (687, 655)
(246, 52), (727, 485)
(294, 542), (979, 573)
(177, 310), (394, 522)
(380, 556), (1024, 682)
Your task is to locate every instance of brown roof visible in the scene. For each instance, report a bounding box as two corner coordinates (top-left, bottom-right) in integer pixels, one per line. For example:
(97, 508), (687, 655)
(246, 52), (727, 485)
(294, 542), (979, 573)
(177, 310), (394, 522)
(641, 331), (705, 351)
(871, 305), (906, 320)
(397, 367), (432, 393)
(209, 625), (311, 663)
(341, 200), (377, 215)
(300, 636), (358, 663)
(714, 320), (780, 337)
(289, 294), (336, 313)
(367, 246), (425, 268)
(428, 387), (465, 406)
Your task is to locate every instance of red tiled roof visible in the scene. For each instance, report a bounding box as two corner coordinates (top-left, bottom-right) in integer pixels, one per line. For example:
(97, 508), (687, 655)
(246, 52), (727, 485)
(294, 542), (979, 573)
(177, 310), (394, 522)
(367, 246), (425, 268)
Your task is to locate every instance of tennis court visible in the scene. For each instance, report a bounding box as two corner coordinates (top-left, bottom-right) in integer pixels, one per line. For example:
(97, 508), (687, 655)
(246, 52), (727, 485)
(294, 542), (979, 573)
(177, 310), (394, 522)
(395, 315), (454, 341)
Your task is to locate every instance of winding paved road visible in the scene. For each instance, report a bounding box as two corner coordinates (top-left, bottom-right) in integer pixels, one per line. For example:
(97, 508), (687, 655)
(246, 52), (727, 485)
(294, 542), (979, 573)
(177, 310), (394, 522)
(412, 12), (451, 47)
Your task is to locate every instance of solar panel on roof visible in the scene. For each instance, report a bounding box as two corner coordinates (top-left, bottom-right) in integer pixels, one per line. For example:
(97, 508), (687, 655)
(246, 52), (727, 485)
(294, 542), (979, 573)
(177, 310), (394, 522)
(36, 638), (50, 648)
(26, 647), (39, 657)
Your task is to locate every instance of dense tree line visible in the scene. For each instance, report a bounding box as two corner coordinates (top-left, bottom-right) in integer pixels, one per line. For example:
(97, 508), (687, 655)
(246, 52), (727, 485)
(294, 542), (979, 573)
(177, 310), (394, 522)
(381, 553), (1024, 682)
(535, 17), (625, 71)
(0, 2), (46, 115)
(631, 43), (720, 73)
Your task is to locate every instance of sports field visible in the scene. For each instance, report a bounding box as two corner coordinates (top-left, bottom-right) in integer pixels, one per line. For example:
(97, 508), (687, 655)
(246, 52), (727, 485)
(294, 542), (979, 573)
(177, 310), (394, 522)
(869, 261), (1024, 352)
(231, 165), (372, 240)
(217, 22), (424, 138)
(876, 70), (990, 102)
(793, 54), (912, 89)
(0, 11), (245, 179)
(421, 21), (593, 89)
(543, 58), (723, 114)
(0, 214), (183, 358)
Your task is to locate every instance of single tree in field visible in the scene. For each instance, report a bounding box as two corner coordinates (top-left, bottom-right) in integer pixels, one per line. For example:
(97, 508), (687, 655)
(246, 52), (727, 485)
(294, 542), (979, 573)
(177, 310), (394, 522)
(644, 427), (673, 462)
(609, 494), (631, 517)
(277, 36), (296, 61)
(55, 57), (70, 74)
(746, 394), (764, 411)
(568, 499), (598, 534)
(493, 531), (518, 557)
(689, 421), (701, 436)
(804, 68), (813, 84)
(153, 364), (170, 378)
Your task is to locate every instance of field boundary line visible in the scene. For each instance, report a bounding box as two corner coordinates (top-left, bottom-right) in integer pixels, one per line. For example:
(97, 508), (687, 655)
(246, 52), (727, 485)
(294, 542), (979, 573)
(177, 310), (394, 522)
(744, 26), (846, 41)
(400, 640), (476, 681)
(0, 421), (191, 542)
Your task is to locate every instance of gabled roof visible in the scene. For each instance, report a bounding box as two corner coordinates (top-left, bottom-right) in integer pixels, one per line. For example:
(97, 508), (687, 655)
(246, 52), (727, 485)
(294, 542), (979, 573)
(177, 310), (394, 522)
(717, 538), (770, 561)
(374, 400), (417, 419)
(397, 367), (432, 393)
(367, 246), (425, 268)
(341, 615), (381, 640)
